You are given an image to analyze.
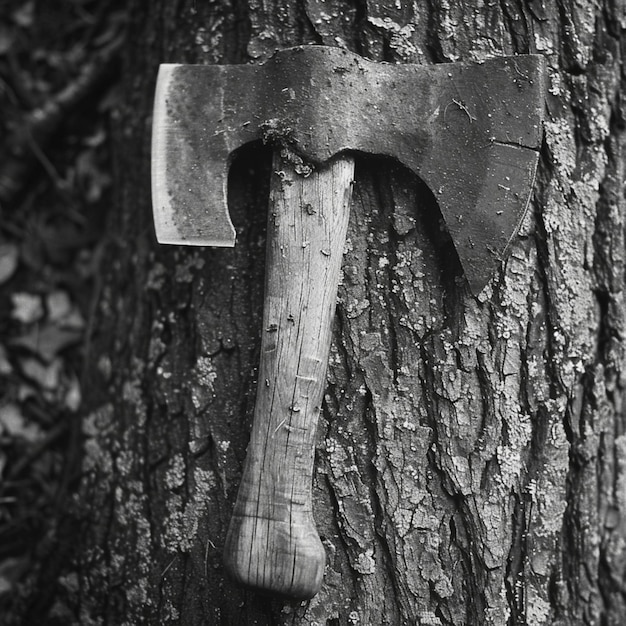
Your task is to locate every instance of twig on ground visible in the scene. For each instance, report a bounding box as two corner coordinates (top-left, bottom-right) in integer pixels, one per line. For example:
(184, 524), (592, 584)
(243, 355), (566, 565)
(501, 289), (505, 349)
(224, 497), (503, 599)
(0, 35), (124, 209)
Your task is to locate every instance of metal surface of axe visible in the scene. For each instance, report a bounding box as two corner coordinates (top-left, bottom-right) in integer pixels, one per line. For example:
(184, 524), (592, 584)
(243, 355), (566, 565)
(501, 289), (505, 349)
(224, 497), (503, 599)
(151, 45), (545, 599)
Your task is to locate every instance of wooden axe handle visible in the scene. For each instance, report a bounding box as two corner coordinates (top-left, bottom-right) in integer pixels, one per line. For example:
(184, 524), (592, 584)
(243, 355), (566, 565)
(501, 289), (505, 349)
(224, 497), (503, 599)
(223, 153), (354, 598)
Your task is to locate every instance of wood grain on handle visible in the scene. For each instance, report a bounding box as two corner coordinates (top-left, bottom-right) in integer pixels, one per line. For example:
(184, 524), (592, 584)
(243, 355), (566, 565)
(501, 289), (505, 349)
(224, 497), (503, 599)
(223, 153), (355, 598)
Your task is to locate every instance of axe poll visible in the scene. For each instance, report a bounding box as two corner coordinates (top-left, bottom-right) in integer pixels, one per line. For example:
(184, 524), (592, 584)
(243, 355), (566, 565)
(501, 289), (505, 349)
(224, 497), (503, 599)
(151, 46), (545, 599)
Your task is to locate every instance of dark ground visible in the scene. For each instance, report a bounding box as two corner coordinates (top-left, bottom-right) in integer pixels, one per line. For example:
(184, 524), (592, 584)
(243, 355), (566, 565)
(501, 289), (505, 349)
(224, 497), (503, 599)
(0, 0), (126, 611)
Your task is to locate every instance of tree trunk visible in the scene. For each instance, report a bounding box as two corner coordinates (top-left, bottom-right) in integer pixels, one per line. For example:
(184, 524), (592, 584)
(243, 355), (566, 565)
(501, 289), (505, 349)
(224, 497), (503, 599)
(19, 1), (626, 624)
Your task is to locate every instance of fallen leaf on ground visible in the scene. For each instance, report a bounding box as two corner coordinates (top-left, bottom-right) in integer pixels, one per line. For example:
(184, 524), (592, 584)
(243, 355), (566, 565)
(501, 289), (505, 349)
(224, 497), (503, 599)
(0, 345), (11, 376)
(46, 290), (72, 322)
(20, 358), (62, 390)
(0, 557), (29, 596)
(17, 384), (37, 403)
(11, 293), (44, 324)
(59, 308), (85, 330)
(11, 324), (83, 362)
(0, 244), (19, 285)
(64, 374), (82, 412)
(0, 25), (14, 56)
(0, 403), (43, 443)
(12, 1), (34, 27)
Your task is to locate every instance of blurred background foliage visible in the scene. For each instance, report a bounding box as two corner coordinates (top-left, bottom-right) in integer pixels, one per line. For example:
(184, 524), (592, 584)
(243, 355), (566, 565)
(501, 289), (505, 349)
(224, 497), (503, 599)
(0, 0), (126, 606)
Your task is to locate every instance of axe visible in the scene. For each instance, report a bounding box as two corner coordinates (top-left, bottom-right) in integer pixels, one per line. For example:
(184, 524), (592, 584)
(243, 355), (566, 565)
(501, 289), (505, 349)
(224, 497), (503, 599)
(151, 46), (545, 599)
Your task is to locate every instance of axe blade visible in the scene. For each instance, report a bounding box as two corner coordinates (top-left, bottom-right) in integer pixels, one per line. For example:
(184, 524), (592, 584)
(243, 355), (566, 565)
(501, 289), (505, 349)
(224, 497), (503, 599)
(151, 46), (545, 292)
(151, 63), (237, 247)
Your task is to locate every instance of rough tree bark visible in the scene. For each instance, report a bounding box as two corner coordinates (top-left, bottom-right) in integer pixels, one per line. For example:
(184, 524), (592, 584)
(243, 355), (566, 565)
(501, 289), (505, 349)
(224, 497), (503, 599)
(19, 0), (626, 624)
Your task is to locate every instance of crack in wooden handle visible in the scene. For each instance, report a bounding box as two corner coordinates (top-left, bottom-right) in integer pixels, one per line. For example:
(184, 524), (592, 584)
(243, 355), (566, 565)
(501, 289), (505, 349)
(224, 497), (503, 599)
(223, 153), (355, 599)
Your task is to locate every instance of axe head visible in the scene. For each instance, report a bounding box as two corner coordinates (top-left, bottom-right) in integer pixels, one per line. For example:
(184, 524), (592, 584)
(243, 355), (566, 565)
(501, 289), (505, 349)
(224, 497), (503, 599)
(151, 46), (545, 293)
